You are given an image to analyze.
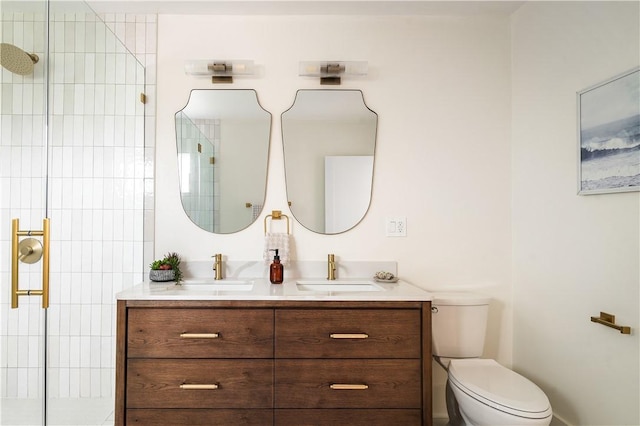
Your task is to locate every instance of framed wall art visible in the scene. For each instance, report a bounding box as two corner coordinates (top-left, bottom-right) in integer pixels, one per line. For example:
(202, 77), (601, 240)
(577, 67), (639, 194)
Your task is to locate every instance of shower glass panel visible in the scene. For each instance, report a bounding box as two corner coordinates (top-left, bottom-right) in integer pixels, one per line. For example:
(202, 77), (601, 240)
(0, 1), (145, 424)
(0, 1), (48, 424)
(175, 111), (217, 232)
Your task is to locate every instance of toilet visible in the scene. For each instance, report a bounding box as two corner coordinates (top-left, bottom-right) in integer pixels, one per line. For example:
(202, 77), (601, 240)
(432, 292), (552, 426)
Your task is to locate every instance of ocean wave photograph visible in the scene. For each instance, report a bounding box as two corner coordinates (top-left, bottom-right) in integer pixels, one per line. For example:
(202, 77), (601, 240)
(579, 68), (640, 193)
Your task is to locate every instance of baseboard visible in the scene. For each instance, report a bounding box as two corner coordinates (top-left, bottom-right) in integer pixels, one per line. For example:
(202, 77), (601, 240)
(551, 414), (571, 426)
(434, 414), (569, 426)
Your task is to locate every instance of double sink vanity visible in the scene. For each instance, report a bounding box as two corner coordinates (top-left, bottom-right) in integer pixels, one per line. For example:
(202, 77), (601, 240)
(115, 261), (433, 426)
(120, 87), (434, 424)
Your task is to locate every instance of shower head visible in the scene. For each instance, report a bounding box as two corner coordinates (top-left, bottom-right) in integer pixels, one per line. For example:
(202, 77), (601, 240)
(0, 43), (39, 75)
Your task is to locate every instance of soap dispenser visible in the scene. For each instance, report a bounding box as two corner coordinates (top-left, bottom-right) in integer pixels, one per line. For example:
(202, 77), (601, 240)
(269, 249), (283, 284)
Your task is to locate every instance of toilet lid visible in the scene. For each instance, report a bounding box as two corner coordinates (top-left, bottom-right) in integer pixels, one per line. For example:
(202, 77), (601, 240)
(448, 359), (552, 419)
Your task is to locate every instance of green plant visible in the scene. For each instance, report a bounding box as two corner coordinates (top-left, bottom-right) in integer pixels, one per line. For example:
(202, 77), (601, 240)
(150, 252), (183, 283)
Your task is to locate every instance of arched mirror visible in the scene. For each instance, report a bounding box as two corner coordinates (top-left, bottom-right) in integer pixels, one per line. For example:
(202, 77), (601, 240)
(282, 90), (377, 234)
(175, 89), (271, 233)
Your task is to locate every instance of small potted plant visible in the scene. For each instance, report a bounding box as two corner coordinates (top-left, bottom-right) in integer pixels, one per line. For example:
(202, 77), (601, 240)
(149, 252), (182, 283)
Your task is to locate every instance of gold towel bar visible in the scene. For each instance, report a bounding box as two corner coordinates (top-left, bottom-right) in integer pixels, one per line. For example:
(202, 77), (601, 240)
(264, 210), (290, 235)
(590, 312), (631, 334)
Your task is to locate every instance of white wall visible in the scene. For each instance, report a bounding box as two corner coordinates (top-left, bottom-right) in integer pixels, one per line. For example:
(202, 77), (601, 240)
(511, 2), (639, 425)
(156, 14), (512, 417)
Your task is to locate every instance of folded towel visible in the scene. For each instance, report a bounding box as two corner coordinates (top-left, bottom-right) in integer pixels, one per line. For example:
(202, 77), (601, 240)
(263, 232), (290, 266)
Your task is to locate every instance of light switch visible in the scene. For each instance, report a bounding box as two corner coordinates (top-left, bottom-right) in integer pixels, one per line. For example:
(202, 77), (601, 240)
(385, 217), (407, 237)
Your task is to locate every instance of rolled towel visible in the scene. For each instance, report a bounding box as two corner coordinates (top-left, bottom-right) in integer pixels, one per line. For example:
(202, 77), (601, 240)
(263, 233), (290, 266)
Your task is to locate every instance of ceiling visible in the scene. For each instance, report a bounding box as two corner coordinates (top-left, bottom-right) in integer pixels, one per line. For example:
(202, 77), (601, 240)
(84, 1), (525, 16)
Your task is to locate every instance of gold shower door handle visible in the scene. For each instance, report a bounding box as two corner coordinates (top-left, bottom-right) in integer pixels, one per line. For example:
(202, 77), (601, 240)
(11, 218), (50, 309)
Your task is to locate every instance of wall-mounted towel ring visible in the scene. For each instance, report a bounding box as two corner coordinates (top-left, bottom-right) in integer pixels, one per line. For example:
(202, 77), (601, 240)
(264, 210), (290, 235)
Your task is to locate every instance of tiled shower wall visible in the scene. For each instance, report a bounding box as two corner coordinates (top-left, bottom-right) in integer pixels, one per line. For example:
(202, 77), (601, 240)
(0, 8), (156, 401)
(176, 114), (219, 232)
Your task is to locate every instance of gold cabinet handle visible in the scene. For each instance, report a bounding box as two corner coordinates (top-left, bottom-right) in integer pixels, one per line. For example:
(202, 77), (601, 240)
(179, 384), (219, 390)
(180, 333), (220, 339)
(330, 333), (369, 339)
(330, 384), (369, 390)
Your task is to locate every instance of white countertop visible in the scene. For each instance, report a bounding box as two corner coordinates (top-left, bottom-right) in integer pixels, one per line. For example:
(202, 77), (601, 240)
(116, 277), (432, 302)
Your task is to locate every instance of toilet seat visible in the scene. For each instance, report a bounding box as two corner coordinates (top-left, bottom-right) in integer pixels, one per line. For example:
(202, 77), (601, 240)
(448, 359), (552, 420)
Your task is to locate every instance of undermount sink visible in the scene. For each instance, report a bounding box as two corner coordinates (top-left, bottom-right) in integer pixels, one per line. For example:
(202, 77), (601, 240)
(296, 279), (384, 292)
(177, 279), (254, 292)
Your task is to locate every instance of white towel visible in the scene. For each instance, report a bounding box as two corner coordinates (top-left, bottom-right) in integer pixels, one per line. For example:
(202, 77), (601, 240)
(251, 204), (263, 221)
(263, 232), (290, 266)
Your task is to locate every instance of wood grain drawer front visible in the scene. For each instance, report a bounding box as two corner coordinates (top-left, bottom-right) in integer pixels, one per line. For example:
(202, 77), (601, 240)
(275, 409), (422, 426)
(275, 309), (421, 358)
(127, 359), (273, 409)
(275, 359), (421, 409)
(127, 308), (273, 358)
(126, 409), (273, 425)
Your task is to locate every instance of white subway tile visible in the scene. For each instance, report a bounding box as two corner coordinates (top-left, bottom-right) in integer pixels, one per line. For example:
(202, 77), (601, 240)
(17, 335), (29, 367)
(90, 305), (101, 336)
(48, 367), (60, 398)
(17, 367), (28, 397)
(27, 366), (39, 398)
(101, 367), (112, 397)
(80, 336), (91, 369)
(6, 335), (18, 367)
(94, 53), (106, 83)
(92, 177), (104, 210)
(4, 367), (17, 397)
(59, 366), (69, 397)
(69, 367), (80, 397)
(102, 240), (114, 270)
(103, 115), (115, 147)
(91, 367), (102, 397)
(28, 336), (39, 368)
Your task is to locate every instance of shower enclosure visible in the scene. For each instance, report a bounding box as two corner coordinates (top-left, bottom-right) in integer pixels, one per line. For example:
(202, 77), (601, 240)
(1, 1), (145, 424)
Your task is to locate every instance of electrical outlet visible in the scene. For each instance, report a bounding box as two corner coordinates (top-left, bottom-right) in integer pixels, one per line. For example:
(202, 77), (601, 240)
(385, 217), (407, 237)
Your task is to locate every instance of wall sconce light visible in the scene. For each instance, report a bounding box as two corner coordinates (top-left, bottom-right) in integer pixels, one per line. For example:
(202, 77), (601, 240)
(299, 61), (368, 85)
(184, 59), (255, 83)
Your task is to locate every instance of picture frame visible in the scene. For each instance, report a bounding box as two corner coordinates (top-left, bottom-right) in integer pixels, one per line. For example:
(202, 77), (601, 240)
(577, 67), (640, 195)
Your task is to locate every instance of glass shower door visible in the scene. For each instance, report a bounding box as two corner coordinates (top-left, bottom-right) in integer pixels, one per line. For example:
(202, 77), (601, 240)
(1, 0), (49, 424)
(1, 1), (145, 424)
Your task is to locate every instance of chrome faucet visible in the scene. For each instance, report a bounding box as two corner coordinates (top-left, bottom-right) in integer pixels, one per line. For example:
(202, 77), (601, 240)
(213, 253), (223, 280)
(327, 254), (336, 280)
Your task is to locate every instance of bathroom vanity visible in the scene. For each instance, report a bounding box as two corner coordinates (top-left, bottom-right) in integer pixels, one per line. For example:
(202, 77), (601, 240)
(115, 277), (433, 426)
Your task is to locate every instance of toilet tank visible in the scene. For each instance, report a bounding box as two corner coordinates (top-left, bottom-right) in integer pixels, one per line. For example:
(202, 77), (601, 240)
(431, 292), (490, 358)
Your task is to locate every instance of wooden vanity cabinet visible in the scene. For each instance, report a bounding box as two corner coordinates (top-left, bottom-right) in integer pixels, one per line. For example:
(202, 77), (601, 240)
(116, 300), (432, 426)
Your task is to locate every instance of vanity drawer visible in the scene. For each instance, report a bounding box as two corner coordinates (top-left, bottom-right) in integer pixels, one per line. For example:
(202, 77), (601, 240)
(275, 309), (421, 358)
(127, 308), (273, 358)
(275, 359), (421, 408)
(127, 409), (273, 425)
(275, 409), (422, 426)
(127, 359), (273, 409)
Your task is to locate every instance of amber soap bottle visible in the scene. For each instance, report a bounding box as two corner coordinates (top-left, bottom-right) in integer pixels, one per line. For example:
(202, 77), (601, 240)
(270, 249), (283, 284)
